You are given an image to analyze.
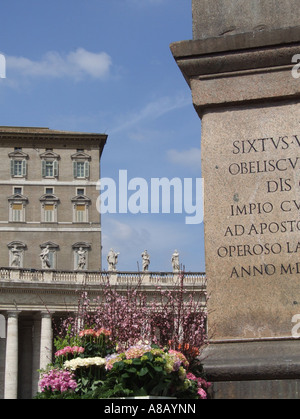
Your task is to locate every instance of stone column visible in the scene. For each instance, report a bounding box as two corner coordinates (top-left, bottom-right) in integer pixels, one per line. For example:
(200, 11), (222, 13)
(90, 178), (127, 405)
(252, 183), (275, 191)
(4, 311), (19, 399)
(39, 312), (53, 372)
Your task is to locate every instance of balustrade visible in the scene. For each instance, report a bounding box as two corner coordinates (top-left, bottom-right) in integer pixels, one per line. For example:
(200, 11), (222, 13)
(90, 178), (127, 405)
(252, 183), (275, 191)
(0, 267), (206, 287)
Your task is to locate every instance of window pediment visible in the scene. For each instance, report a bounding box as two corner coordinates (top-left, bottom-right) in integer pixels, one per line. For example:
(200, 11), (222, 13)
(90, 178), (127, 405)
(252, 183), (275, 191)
(8, 150), (29, 160)
(40, 241), (60, 249)
(40, 151), (60, 160)
(72, 242), (91, 250)
(71, 151), (91, 161)
(8, 193), (29, 203)
(7, 241), (27, 250)
(39, 193), (60, 203)
(71, 194), (91, 204)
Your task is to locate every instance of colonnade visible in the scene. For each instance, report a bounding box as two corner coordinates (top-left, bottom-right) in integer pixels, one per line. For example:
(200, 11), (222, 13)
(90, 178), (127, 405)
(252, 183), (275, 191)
(2, 311), (53, 399)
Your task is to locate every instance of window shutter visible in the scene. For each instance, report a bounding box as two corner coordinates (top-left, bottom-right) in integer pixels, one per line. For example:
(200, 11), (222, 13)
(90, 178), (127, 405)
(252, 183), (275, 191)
(84, 161), (90, 179)
(53, 160), (59, 177)
(42, 160), (46, 178)
(10, 160), (14, 177)
(73, 161), (77, 178)
(22, 160), (27, 177)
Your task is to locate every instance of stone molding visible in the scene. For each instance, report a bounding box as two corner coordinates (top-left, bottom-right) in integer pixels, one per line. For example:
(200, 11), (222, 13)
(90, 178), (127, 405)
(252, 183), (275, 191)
(200, 339), (300, 382)
(170, 27), (300, 114)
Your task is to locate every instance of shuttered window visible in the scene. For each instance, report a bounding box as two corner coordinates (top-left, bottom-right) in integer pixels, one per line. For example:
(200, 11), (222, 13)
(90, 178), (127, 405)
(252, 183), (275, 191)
(75, 205), (86, 222)
(44, 204), (54, 222)
(12, 204), (23, 222)
(42, 160), (59, 178)
(11, 160), (27, 177)
(73, 161), (90, 179)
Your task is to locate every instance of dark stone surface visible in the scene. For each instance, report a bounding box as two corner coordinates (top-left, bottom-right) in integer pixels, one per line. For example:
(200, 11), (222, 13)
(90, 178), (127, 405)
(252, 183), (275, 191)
(192, 0), (300, 40)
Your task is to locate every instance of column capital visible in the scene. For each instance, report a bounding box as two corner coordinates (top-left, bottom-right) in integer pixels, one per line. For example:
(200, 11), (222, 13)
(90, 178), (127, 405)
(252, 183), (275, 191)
(6, 311), (20, 319)
(40, 311), (54, 319)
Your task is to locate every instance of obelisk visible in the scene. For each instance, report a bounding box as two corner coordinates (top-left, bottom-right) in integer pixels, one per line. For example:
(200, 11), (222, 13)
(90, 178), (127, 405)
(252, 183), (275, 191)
(171, 0), (300, 398)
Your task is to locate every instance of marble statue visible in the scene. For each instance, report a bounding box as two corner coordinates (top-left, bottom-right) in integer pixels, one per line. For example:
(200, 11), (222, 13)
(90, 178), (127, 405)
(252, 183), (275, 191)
(171, 250), (180, 273)
(40, 245), (51, 269)
(141, 250), (150, 272)
(77, 247), (87, 270)
(107, 248), (119, 271)
(11, 245), (21, 268)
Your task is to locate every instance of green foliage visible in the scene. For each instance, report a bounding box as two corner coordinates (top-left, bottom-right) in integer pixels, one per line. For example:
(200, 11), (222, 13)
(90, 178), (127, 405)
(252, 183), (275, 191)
(54, 324), (81, 352)
(96, 349), (193, 399)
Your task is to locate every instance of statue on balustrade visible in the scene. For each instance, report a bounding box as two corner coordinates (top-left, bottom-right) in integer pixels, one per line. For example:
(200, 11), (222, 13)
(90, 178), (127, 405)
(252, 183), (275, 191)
(11, 245), (21, 268)
(107, 248), (119, 271)
(141, 250), (150, 272)
(171, 250), (180, 273)
(40, 245), (51, 270)
(77, 247), (87, 271)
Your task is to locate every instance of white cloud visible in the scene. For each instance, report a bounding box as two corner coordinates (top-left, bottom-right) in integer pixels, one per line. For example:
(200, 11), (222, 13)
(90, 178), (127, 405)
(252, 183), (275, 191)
(6, 48), (112, 81)
(111, 93), (191, 134)
(167, 147), (202, 171)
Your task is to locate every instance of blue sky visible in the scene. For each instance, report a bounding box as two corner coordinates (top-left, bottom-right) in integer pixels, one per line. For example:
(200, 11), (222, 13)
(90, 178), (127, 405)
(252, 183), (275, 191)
(0, 0), (205, 272)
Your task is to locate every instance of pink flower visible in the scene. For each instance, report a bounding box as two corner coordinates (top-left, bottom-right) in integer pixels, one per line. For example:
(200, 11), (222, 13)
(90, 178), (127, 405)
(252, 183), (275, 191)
(95, 328), (111, 337)
(72, 346), (85, 354)
(197, 388), (207, 399)
(39, 369), (77, 393)
(79, 329), (96, 337)
(54, 346), (85, 357)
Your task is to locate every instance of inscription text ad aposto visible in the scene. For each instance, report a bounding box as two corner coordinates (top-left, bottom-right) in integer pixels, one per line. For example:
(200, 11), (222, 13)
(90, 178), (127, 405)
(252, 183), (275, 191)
(217, 132), (300, 280)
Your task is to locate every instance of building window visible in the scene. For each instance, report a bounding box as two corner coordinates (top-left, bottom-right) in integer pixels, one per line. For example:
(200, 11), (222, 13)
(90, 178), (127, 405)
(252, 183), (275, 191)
(40, 151), (60, 179)
(72, 194), (91, 223)
(40, 193), (59, 223)
(42, 159), (59, 178)
(71, 151), (91, 179)
(77, 188), (85, 196)
(8, 192), (28, 223)
(11, 160), (26, 177)
(75, 204), (87, 222)
(13, 187), (23, 195)
(72, 242), (91, 271)
(73, 161), (89, 179)
(12, 204), (23, 222)
(44, 204), (55, 222)
(9, 150), (29, 178)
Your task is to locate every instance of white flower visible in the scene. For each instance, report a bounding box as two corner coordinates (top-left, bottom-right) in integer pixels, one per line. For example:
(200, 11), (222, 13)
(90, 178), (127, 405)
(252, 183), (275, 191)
(64, 357), (106, 371)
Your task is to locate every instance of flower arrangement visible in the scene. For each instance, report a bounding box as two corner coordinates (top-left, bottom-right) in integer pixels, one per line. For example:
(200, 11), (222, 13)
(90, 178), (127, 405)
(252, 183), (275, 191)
(36, 273), (209, 399)
(36, 328), (211, 400)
